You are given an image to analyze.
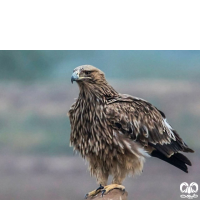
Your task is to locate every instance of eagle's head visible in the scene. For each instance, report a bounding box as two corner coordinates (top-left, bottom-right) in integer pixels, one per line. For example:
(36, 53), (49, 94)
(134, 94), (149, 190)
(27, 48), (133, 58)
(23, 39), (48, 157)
(71, 65), (105, 85)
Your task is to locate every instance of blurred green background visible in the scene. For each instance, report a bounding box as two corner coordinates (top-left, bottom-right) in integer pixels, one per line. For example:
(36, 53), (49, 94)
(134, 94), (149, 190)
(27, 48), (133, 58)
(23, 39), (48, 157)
(0, 51), (199, 200)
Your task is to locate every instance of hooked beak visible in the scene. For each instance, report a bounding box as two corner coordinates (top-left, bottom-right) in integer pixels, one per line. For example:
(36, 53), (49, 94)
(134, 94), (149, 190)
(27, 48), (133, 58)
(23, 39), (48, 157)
(71, 71), (79, 84)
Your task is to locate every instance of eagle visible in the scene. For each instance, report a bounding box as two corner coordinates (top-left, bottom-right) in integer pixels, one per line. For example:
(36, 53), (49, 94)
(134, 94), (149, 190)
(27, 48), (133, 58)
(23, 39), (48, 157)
(68, 65), (194, 198)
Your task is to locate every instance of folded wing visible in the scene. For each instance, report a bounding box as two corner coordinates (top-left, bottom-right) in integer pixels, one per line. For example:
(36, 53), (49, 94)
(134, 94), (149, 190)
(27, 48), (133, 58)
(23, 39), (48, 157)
(105, 94), (194, 172)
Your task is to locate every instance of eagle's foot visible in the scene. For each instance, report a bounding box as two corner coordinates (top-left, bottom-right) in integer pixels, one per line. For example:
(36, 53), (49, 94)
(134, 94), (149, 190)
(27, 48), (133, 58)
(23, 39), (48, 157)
(84, 184), (125, 199)
(101, 184), (125, 196)
(84, 184), (104, 199)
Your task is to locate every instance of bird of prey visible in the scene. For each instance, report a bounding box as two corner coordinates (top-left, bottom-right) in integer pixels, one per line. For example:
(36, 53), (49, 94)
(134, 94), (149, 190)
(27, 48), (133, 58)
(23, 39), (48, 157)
(68, 65), (194, 198)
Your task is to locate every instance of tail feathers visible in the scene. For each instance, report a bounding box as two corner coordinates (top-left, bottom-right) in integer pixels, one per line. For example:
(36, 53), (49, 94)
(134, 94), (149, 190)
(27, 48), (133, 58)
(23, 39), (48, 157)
(151, 151), (192, 173)
(183, 147), (194, 153)
(173, 152), (192, 166)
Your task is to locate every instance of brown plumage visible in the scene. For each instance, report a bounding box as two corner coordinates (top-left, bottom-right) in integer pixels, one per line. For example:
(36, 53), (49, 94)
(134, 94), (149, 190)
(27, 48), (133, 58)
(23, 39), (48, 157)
(68, 65), (194, 197)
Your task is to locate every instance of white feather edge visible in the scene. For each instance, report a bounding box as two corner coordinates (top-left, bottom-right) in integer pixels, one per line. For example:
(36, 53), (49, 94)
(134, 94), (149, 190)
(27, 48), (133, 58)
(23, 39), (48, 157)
(163, 118), (176, 140)
(138, 147), (151, 158)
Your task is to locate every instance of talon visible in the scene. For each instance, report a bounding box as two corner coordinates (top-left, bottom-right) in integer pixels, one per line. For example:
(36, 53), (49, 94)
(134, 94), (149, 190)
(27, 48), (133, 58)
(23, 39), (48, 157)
(102, 189), (106, 197)
(84, 193), (88, 199)
(122, 188), (125, 195)
(96, 184), (104, 191)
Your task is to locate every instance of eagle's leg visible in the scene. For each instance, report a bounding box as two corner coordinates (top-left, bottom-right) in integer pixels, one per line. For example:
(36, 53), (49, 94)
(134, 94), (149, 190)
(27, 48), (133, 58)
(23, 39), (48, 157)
(100, 171), (126, 196)
(84, 170), (126, 198)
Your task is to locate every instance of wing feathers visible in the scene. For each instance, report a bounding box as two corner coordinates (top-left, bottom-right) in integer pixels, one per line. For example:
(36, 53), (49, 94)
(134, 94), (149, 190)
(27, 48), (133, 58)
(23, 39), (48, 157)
(105, 94), (194, 172)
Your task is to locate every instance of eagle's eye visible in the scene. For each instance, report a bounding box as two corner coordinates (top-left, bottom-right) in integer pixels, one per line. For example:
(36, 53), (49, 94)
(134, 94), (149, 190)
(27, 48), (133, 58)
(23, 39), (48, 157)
(85, 71), (91, 75)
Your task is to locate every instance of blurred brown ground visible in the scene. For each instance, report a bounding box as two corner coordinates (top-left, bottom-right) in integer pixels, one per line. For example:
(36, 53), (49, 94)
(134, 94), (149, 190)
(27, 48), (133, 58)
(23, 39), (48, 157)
(0, 80), (199, 200)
